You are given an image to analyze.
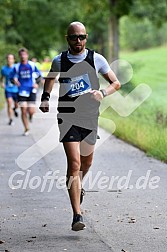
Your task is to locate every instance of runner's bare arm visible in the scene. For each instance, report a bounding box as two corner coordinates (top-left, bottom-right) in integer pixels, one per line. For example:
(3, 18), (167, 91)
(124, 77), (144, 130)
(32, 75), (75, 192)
(43, 77), (55, 94)
(90, 70), (121, 101)
(102, 69), (121, 95)
(39, 71), (58, 112)
(0, 76), (5, 88)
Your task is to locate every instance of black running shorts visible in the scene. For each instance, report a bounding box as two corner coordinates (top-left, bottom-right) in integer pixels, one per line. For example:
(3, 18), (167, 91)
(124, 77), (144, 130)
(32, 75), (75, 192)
(18, 92), (36, 103)
(60, 125), (97, 145)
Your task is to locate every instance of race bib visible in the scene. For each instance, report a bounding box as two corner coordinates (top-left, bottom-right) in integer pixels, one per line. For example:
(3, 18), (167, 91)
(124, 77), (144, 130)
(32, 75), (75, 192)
(66, 74), (91, 98)
(19, 90), (30, 97)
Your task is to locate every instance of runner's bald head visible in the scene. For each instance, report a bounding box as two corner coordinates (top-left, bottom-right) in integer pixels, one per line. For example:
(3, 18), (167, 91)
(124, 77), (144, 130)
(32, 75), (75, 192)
(67, 22), (86, 35)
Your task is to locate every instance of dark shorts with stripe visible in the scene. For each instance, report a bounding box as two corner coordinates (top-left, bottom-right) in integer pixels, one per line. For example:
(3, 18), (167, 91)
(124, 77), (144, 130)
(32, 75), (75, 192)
(18, 92), (36, 103)
(60, 125), (97, 145)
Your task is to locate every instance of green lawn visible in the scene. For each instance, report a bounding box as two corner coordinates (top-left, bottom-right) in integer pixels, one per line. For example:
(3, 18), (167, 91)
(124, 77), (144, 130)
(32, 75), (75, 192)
(100, 46), (167, 162)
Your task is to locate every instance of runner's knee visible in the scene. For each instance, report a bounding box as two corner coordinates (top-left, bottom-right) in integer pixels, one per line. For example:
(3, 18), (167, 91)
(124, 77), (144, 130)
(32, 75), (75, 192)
(67, 159), (81, 175)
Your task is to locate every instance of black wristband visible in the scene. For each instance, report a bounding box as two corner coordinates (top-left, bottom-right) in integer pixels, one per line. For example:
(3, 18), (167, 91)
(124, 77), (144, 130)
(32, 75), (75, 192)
(41, 92), (50, 102)
(100, 89), (107, 97)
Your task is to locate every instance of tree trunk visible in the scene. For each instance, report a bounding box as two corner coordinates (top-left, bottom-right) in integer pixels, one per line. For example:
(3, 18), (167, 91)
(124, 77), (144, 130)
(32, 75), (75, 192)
(108, 0), (119, 64)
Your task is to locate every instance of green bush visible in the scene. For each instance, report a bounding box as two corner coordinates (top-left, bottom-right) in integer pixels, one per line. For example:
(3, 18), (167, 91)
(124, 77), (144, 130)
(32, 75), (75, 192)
(120, 16), (167, 50)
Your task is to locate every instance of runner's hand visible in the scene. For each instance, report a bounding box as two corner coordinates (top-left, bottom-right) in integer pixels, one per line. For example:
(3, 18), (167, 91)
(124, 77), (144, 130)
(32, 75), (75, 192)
(39, 100), (49, 112)
(14, 78), (20, 86)
(90, 90), (103, 101)
(33, 83), (39, 89)
(1, 83), (5, 89)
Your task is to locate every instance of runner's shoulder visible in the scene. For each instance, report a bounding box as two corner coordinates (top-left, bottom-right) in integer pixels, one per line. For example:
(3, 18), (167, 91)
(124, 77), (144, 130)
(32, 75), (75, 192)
(28, 60), (36, 68)
(94, 51), (107, 62)
(1, 65), (8, 72)
(52, 53), (62, 63)
(51, 53), (62, 72)
(1, 65), (6, 70)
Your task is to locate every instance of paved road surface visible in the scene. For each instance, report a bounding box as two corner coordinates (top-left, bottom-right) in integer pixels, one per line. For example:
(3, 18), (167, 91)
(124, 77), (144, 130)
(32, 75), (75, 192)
(0, 90), (167, 252)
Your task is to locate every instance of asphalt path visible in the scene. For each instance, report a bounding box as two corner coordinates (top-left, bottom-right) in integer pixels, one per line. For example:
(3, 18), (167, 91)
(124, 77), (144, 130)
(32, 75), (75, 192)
(0, 89), (167, 252)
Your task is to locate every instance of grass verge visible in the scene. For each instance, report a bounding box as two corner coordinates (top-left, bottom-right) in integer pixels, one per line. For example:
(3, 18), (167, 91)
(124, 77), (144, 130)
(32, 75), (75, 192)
(99, 46), (167, 163)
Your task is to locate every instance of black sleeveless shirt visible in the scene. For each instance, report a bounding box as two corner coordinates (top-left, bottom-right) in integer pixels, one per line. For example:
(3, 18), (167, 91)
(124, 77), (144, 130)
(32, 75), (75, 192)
(57, 49), (100, 127)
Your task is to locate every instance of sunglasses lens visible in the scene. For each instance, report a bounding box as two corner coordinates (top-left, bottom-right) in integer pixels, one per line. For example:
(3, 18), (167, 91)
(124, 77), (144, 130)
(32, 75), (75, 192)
(68, 35), (86, 41)
(68, 35), (77, 40)
(79, 35), (86, 40)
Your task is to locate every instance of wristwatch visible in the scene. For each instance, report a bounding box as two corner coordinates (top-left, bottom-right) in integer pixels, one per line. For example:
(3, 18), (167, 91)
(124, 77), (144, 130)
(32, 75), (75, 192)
(100, 89), (107, 97)
(41, 91), (50, 101)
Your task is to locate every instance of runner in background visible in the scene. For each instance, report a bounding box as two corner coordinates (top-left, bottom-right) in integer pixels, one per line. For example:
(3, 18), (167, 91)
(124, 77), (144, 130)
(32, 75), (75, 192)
(0, 54), (19, 125)
(10, 48), (42, 136)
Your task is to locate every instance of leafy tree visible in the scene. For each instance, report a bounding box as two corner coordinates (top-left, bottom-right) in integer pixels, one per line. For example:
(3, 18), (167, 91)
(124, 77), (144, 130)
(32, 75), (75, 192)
(120, 16), (167, 50)
(130, 0), (167, 27)
(1, 0), (167, 64)
(107, 0), (133, 62)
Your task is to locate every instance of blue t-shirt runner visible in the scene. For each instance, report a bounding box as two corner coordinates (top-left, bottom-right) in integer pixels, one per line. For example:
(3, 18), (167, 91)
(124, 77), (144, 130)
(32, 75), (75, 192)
(10, 61), (41, 98)
(1, 65), (18, 93)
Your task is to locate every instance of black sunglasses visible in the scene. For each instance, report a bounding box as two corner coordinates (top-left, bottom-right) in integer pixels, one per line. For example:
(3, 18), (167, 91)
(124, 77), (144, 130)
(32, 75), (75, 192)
(68, 34), (87, 41)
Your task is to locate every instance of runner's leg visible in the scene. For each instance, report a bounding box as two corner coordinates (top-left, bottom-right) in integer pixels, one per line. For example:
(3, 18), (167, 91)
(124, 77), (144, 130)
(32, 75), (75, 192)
(80, 141), (95, 179)
(13, 93), (19, 117)
(20, 102), (29, 131)
(27, 103), (35, 122)
(27, 92), (36, 122)
(6, 97), (14, 121)
(14, 101), (19, 110)
(79, 141), (95, 203)
(80, 152), (94, 179)
(63, 142), (81, 215)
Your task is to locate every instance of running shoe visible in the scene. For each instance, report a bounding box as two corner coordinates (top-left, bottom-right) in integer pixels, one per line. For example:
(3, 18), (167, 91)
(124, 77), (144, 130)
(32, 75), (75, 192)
(71, 214), (86, 231)
(23, 129), (30, 136)
(8, 119), (14, 126)
(13, 108), (18, 117)
(80, 188), (85, 204)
